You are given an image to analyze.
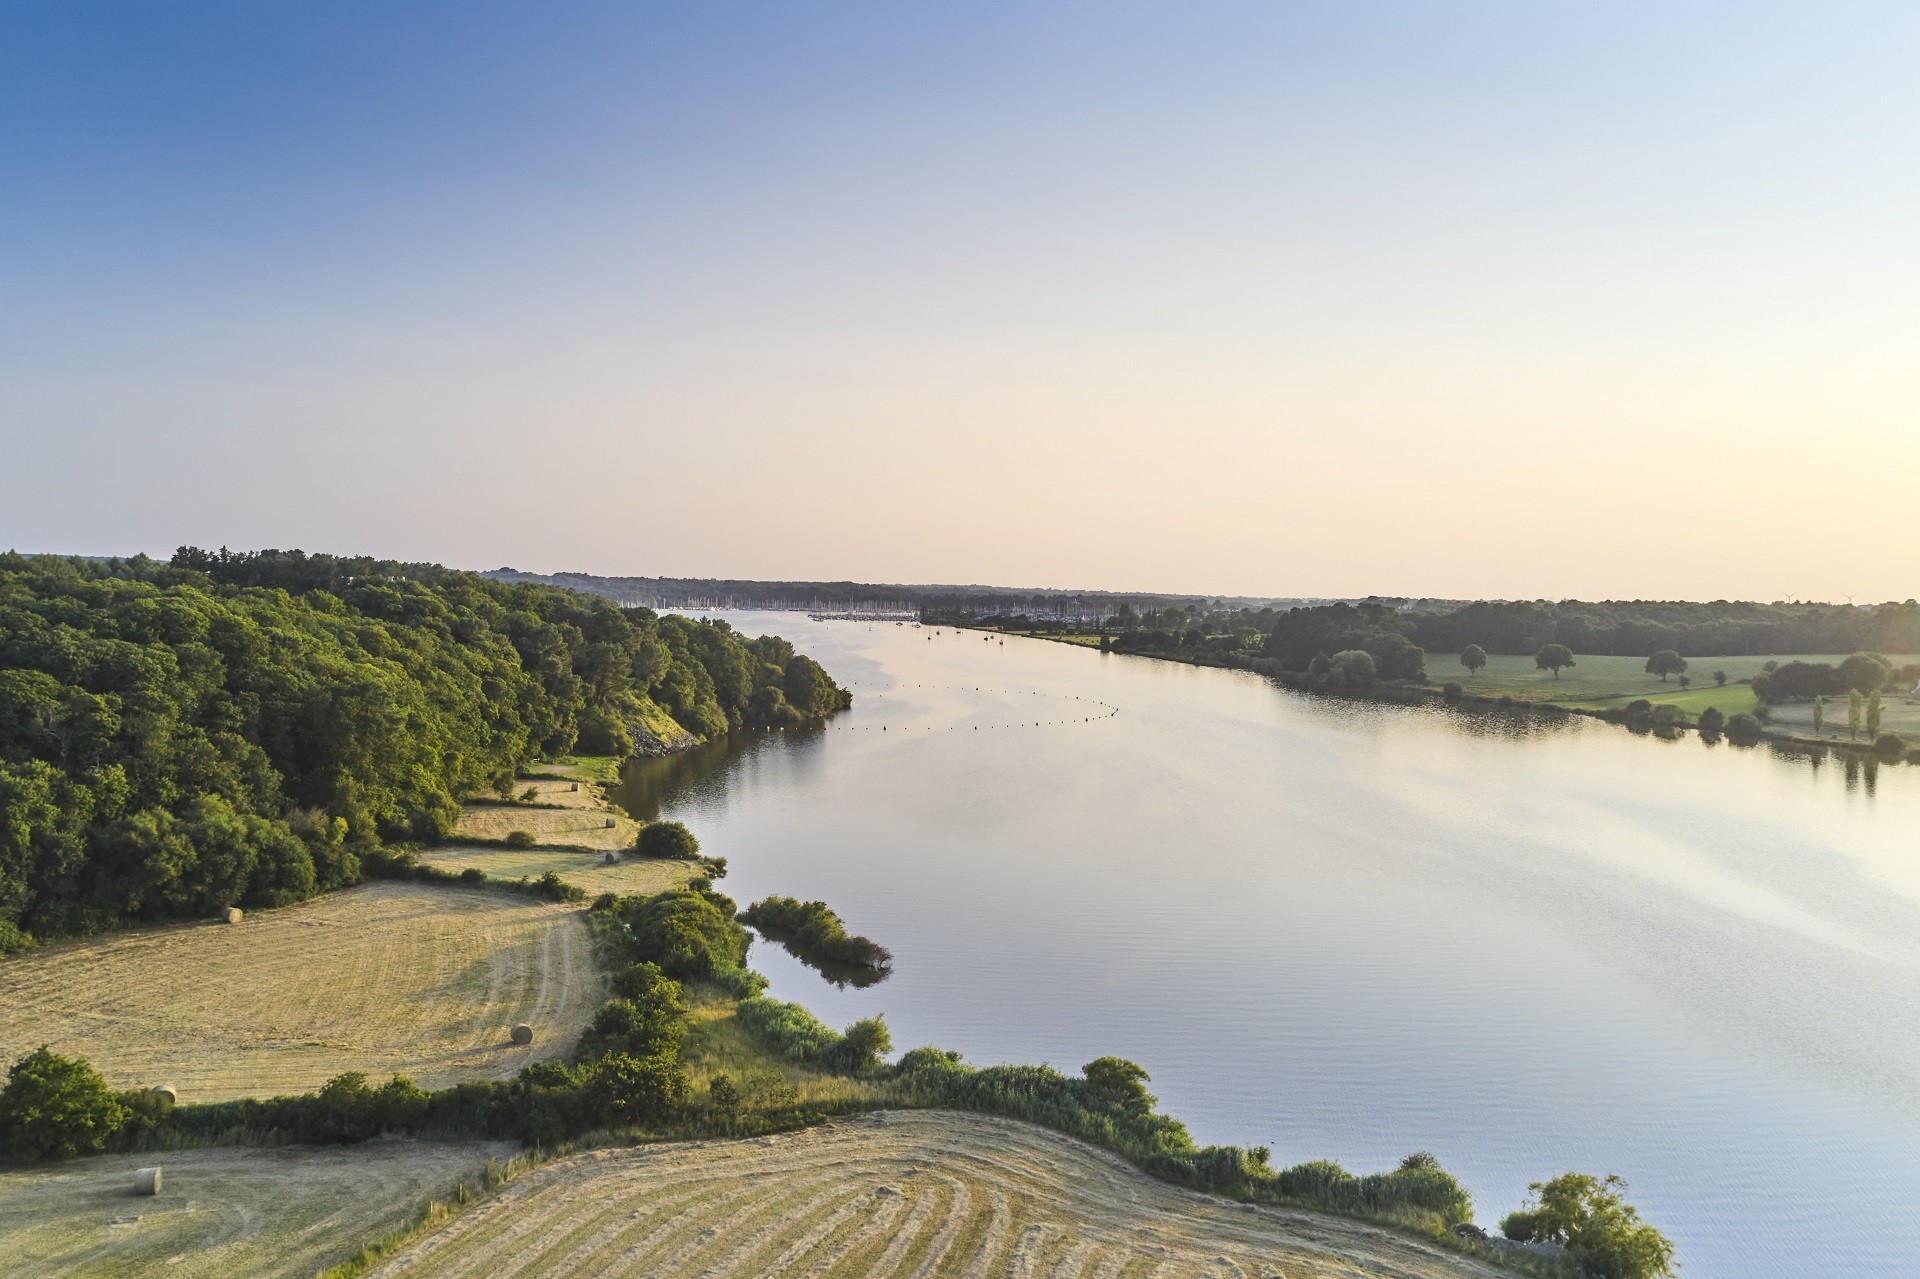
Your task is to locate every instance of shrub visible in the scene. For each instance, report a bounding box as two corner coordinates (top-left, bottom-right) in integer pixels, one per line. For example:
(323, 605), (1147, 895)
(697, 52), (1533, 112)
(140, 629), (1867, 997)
(0, 1047), (128, 1161)
(620, 890), (750, 979)
(589, 1053), (691, 1124)
(827, 1016), (893, 1073)
(531, 870), (585, 903)
(1697, 707), (1726, 733)
(735, 996), (840, 1061)
(1508, 1172), (1675, 1279)
(1441, 682), (1462, 702)
(581, 965), (689, 1062)
(1873, 733), (1906, 758)
(504, 830), (537, 849)
(708, 1074), (741, 1110)
(459, 866), (487, 884)
(1650, 704), (1684, 727)
(1725, 713), (1763, 741)
(0, 921), (33, 956)
(635, 821), (699, 860)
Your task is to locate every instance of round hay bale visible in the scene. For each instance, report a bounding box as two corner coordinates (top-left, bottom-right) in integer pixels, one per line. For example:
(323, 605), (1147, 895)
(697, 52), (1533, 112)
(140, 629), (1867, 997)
(133, 1167), (163, 1196)
(510, 1023), (534, 1046)
(603, 817), (616, 828)
(603, 851), (619, 864)
(570, 782), (579, 791)
(151, 1084), (177, 1105)
(223, 907), (243, 925)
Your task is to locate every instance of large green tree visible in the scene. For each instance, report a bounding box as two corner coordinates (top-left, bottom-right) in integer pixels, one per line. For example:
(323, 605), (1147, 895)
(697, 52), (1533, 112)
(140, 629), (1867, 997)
(1459, 644), (1487, 676)
(1535, 644), (1575, 679)
(1644, 650), (1687, 681)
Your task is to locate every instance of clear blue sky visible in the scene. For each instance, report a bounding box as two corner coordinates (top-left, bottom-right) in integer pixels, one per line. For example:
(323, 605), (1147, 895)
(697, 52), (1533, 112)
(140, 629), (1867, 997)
(4, 3), (1915, 600)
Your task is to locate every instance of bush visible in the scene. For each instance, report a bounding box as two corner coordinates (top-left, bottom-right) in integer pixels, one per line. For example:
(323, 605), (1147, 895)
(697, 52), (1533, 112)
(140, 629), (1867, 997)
(735, 996), (840, 1061)
(1725, 713), (1764, 741)
(1441, 682), (1462, 703)
(589, 1053), (692, 1125)
(1873, 733), (1906, 758)
(1327, 650), (1376, 688)
(1650, 704), (1684, 727)
(619, 890), (750, 979)
(503, 830), (537, 849)
(580, 964), (689, 1062)
(0, 1047), (128, 1161)
(827, 1016), (893, 1073)
(0, 921), (33, 956)
(635, 821), (699, 860)
(708, 1074), (741, 1110)
(1507, 1172), (1675, 1279)
(1697, 707), (1726, 733)
(459, 866), (487, 884)
(530, 871), (585, 904)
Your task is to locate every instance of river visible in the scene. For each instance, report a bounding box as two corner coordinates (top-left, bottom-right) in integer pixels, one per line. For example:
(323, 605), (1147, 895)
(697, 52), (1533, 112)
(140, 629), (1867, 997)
(612, 613), (1920, 1278)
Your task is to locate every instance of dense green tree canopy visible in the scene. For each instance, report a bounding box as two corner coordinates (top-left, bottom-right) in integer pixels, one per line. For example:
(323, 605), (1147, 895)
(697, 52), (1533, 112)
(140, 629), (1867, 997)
(0, 550), (848, 942)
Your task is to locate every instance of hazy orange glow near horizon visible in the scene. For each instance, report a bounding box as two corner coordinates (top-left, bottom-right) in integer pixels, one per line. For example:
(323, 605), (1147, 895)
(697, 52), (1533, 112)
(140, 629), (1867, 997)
(3, 4), (1916, 604)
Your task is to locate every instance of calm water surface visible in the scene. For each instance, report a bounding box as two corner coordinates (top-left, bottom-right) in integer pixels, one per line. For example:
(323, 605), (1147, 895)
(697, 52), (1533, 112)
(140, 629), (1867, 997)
(614, 614), (1920, 1278)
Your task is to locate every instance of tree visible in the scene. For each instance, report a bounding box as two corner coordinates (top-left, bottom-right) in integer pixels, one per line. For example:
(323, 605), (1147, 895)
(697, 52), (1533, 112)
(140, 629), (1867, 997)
(1460, 644), (1488, 676)
(1837, 651), (1891, 695)
(1866, 689), (1883, 740)
(1327, 650), (1376, 688)
(1813, 696), (1825, 736)
(1500, 1172), (1675, 1279)
(0, 1047), (128, 1161)
(1713, 670), (1727, 687)
(1676, 674), (1691, 689)
(1307, 651), (1332, 679)
(1848, 688), (1864, 740)
(1535, 644), (1575, 679)
(1645, 651), (1687, 682)
(1697, 707), (1725, 734)
(635, 820), (699, 860)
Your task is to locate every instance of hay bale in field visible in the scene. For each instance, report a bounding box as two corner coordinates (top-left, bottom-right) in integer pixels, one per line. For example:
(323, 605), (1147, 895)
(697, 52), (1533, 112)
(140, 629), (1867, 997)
(570, 782), (579, 791)
(604, 851), (619, 864)
(510, 1023), (534, 1046)
(603, 817), (616, 828)
(151, 1084), (177, 1104)
(133, 1167), (163, 1196)
(223, 907), (243, 924)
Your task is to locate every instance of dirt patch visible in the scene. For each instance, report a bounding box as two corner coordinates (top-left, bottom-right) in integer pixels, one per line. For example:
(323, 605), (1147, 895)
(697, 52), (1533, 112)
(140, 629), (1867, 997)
(0, 1140), (512, 1279)
(0, 883), (601, 1101)
(369, 1111), (1502, 1279)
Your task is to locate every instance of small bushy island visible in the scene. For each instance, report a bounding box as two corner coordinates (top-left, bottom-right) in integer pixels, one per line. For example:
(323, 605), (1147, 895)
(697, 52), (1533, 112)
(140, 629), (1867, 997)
(0, 550), (850, 949)
(740, 895), (893, 987)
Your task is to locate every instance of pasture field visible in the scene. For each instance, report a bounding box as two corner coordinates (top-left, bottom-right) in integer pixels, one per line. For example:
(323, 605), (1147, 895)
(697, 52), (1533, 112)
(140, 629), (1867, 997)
(366, 1111), (1498, 1279)
(0, 882), (600, 1101)
(0, 1140), (511, 1279)
(1439, 652), (1920, 722)
(453, 775), (640, 850)
(418, 844), (696, 898)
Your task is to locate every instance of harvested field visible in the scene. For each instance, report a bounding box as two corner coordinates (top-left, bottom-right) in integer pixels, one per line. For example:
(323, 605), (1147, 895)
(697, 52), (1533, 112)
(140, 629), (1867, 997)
(0, 1140), (511, 1279)
(0, 883), (600, 1101)
(369, 1111), (1499, 1279)
(454, 776), (640, 850)
(419, 844), (695, 898)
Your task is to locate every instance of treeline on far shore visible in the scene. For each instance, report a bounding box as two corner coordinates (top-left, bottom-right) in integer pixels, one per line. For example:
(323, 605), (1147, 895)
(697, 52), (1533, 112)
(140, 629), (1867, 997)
(0, 549), (851, 949)
(932, 597), (1920, 669)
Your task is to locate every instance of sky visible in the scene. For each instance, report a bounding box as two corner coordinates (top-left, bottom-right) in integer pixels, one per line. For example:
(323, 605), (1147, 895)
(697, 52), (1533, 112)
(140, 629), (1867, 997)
(2, 2), (1916, 602)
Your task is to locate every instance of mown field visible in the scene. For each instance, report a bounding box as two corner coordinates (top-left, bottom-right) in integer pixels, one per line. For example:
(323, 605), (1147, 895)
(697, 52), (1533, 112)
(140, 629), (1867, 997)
(452, 776), (641, 851)
(367, 1111), (1499, 1279)
(0, 1140), (511, 1279)
(0, 882), (600, 1101)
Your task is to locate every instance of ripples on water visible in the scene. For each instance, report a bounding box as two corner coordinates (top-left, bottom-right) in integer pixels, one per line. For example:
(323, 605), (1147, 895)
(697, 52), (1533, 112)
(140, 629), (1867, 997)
(612, 615), (1920, 1279)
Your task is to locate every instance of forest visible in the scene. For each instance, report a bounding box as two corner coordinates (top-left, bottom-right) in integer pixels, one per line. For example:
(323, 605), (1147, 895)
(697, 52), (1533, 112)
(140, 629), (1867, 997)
(938, 597), (1920, 674)
(0, 549), (849, 945)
